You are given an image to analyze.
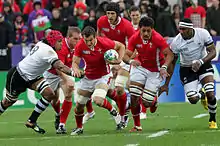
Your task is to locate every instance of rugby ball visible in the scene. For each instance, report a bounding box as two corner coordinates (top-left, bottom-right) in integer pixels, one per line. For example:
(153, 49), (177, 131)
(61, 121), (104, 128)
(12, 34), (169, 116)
(104, 49), (119, 61)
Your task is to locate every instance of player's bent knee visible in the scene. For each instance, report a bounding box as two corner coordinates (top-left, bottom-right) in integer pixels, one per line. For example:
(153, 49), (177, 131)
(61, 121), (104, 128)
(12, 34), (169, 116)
(92, 88), (107, 106)
(186, 91), (199, 104)
(115, 75), (128, 88)
(3, 93), (17, 107)
(203, 82), (215, 97)
(76, 94), (89, 105)
(36, 79), (50, 94)
(142, 89), (156, 105)
(129, 85), (143, 97)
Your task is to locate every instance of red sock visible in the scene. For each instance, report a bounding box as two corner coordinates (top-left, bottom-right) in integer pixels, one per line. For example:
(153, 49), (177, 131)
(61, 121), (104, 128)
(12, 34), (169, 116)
(140, 98), (147, 113)
(131, 104), (141, 127)
(108, 89), (117, 101)
(60, 100), (72, 124)
(101, 98), (113, 111)
(74, 108), (84, 128)
(116, 92), (127, 116)
(52, 100), (60, 115)
(86, 99), (94, 113)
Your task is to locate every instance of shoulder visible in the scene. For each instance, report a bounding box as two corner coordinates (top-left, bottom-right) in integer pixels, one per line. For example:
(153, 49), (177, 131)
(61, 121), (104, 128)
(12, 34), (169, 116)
(121, 18), (132, 26)
(97, 16), (107, 23)
(170, 34), (182, 47)
(152, 30), (166, 42)
(75, 39), (85, 49)
(97, 36), (114, 44)
(129, 31), (139, 41)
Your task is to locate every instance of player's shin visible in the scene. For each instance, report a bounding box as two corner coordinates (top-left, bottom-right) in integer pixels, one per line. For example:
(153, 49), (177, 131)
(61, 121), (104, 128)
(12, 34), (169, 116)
(86, 99), (94, 113)
(129, 85), (143, 128)
(60, 99), (72, 125)
(74, 104), (84, 128)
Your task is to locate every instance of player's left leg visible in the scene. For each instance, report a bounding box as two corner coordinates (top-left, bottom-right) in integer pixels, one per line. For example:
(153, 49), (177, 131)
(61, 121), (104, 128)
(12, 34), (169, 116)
(141, 71), (162, 113)
(200, 76), (217, 129)
(57, 77), (74, 134)
(71, 89), (91, 135)
(114, 68), (129, 127)
(83, 99), (95, 124)
(26, 78), (57, 134)
(92, 82), (120, 127)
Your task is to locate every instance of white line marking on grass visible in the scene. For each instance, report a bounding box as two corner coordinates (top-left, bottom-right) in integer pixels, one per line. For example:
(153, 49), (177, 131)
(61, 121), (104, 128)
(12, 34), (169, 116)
(147, 130), (169, 138)
(125, 144), (139, 146)
(193, 113), (209, 119)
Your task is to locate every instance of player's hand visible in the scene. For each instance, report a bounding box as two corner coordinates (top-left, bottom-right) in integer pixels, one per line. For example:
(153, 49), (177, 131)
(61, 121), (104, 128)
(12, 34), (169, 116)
(158, 84), (169, 96)
(72, 68), (83, 78)
(160, 67), (169, 80)
(129, 60), (141, 67)
(192, 60), (203, 72)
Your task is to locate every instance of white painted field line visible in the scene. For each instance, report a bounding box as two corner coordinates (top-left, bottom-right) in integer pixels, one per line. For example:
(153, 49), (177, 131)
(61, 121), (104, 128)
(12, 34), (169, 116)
(147, 130), (169, 138)
(125, 144), (139, 146)
(193, 113), (209, 119)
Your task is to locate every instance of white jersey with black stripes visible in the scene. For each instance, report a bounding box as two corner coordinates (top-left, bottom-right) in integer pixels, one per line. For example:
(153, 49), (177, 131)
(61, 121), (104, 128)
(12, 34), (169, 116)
(18, 41), (58, 81)
(170, 28), (213, 67)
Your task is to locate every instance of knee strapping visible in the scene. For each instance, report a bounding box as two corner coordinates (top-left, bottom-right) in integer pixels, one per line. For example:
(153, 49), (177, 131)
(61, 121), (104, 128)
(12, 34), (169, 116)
(76, 94), (89, 105)
(115, 75), (128, 87)
(129, 85), (143, 97)
(91, 89), (107, 99)
(37, 79), (50, 94)
(142, 89), (156, 102)
(203, 82), (214, 93)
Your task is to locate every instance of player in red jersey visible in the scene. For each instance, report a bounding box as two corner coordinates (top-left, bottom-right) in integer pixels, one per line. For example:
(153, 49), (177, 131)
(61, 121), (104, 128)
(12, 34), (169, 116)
(43, 27), (83, 134)
(95, 2), (135, 129)
(129, 6), (141, 32)
(71, 26), (125, 135)
(129, 5), (148, 120)
(124, 17), (174, 132)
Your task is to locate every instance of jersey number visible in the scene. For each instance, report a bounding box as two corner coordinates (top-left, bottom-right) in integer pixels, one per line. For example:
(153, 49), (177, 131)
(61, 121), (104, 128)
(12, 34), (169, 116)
(30, 46), (39, 55)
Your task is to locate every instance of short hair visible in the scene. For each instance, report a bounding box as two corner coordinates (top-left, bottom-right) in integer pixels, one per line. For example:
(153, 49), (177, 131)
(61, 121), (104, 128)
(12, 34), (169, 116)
(82, 26), (96, 38)
(139, 16), (154, 28)
(129, 6), (140, 13)
(106, 2), (120, 16)
(67, 26), (81, 37)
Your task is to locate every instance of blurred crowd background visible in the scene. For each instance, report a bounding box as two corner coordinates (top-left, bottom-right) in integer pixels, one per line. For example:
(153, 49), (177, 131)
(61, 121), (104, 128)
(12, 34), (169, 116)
(0, 0), (219, 70)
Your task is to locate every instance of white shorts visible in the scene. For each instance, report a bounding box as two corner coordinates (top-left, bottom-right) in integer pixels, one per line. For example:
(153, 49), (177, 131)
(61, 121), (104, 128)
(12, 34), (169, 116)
(130, 66), (162, 92)
(43, 71), (61, 91)
(43, 71), (75, 91)
(77, 74), (111, 92)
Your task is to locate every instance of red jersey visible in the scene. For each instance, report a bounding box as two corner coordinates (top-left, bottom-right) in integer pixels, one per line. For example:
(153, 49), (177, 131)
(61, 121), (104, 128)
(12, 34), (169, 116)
(74, 37), (115, 79)
(128, 30), (169, 72)
(184, 6), (206, 28)
(49, 38), (74, 75)
(97, 16), (135, 45)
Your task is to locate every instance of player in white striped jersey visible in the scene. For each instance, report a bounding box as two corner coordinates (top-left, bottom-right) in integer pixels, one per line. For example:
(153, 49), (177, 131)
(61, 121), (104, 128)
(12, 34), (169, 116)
(0, 30), (84, 134)
(170, 18), (217, 129)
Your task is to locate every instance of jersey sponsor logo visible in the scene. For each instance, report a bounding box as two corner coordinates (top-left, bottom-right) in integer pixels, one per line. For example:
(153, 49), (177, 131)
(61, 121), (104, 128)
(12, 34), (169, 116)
(82, 50), (90, 54)
(136, 44), (142, 48)
(117, 30), (120, 34)
(102, 28), (110, 32)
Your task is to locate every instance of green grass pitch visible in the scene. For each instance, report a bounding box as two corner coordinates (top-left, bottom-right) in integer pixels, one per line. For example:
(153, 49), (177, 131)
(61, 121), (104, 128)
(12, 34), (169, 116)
(0, 102), (219, 146)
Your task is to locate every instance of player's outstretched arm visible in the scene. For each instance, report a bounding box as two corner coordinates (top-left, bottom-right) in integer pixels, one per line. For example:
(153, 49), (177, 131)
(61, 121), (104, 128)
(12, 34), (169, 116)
(158, 55), (178, 96)
(114, 41), (125, 62)
(53, 60), (73, 76)
(162, 47), (174, 68)
(72, 56), (84, 78)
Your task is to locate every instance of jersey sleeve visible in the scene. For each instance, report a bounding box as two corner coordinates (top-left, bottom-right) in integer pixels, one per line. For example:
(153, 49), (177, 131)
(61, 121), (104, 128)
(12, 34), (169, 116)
(128, 35), (136, 52)
(157, 35), (169, 51)
(201, 29), (213, 46)
(42, 47), (59, 65)
(170, 38), (179, 54)
(74, 41), (83, 58)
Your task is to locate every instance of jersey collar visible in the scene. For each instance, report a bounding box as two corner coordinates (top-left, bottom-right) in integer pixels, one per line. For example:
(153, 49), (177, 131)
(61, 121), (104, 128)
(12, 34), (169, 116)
(108, 16), (121, 29)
